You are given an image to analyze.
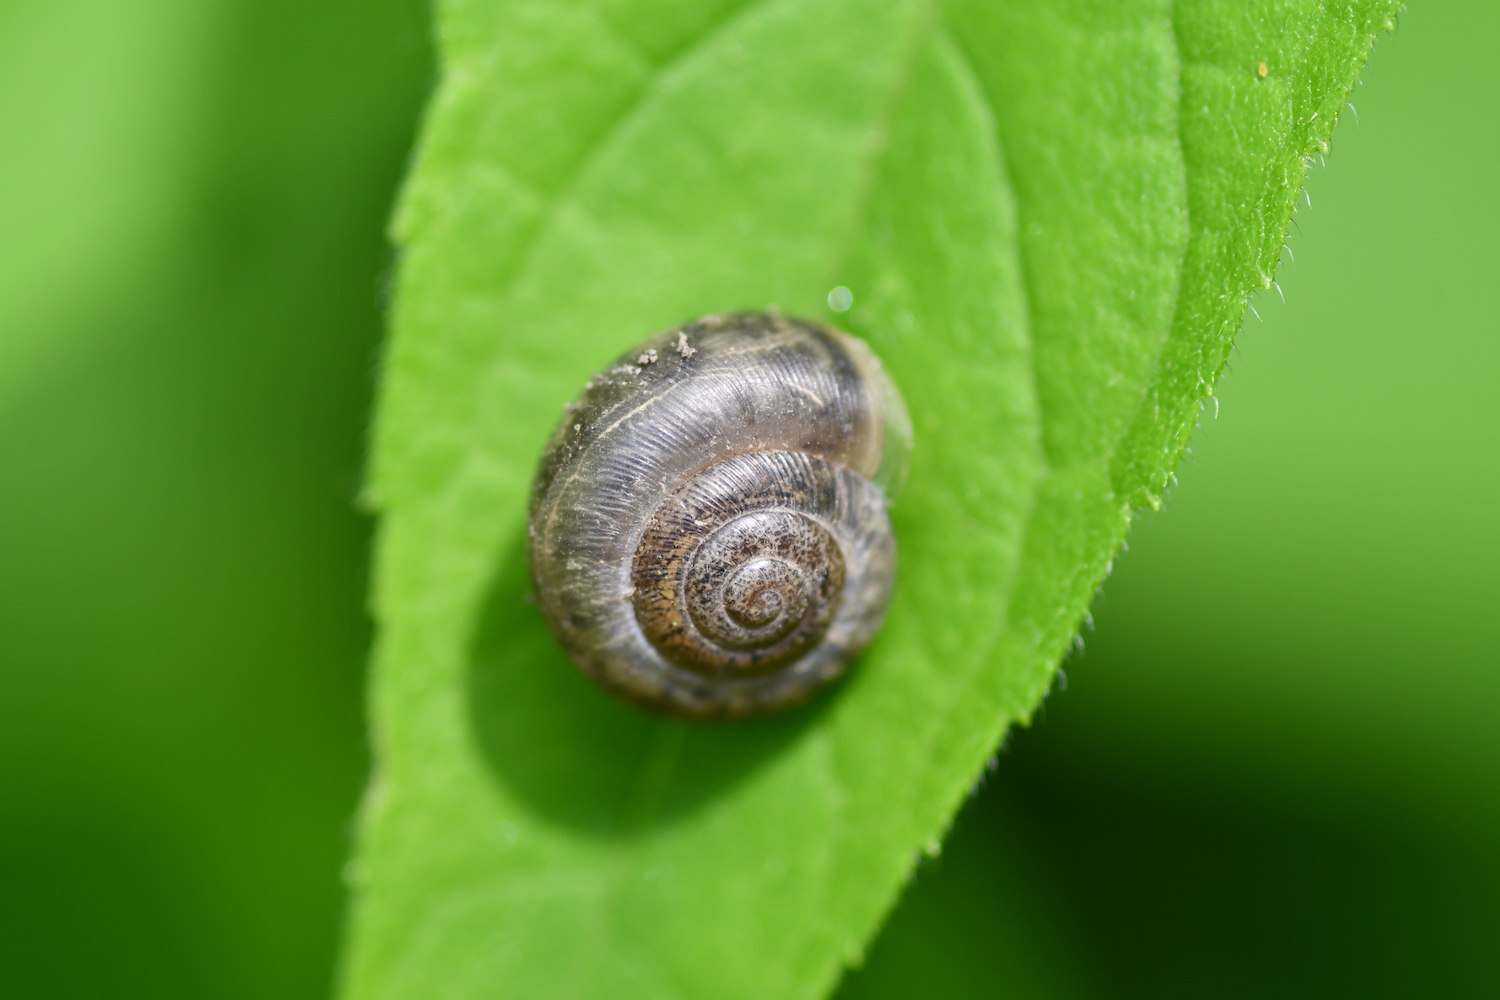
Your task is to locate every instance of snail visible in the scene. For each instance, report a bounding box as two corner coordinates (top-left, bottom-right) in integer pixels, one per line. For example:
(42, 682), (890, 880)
(528, 311), (910, 720)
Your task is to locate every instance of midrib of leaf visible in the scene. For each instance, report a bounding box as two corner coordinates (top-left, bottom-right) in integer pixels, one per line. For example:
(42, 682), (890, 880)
(801, 21), (1045, 980)
(836, 17), (1035, 850)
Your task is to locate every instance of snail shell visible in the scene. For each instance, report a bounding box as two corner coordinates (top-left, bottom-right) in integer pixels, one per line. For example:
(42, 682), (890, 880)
(527, 311), (909, 720)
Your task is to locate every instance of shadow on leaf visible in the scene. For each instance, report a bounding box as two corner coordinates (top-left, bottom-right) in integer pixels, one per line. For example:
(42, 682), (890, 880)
(466, 526), (828, 837)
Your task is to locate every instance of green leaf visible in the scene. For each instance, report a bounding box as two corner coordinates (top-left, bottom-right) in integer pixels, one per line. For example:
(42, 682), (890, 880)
(342, 1), (1400, 997)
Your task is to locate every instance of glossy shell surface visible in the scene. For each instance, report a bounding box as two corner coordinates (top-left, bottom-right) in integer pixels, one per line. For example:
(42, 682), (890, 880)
(528, 312), (908, 719)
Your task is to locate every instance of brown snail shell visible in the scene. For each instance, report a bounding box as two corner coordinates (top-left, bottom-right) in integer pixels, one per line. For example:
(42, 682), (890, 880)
(527, 311), (909, 720)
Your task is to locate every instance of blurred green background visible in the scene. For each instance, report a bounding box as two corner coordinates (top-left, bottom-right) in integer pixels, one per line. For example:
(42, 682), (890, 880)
(0, 1), (1493, 998)
(0, 0), (429, 996)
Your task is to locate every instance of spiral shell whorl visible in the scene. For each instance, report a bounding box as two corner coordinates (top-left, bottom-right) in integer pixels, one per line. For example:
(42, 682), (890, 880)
(633, 451), (859, 678)
(528, 312), (907, 719)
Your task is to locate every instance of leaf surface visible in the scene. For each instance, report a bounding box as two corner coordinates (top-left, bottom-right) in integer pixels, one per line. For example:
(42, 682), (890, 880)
(343, 2), (1400, 997)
